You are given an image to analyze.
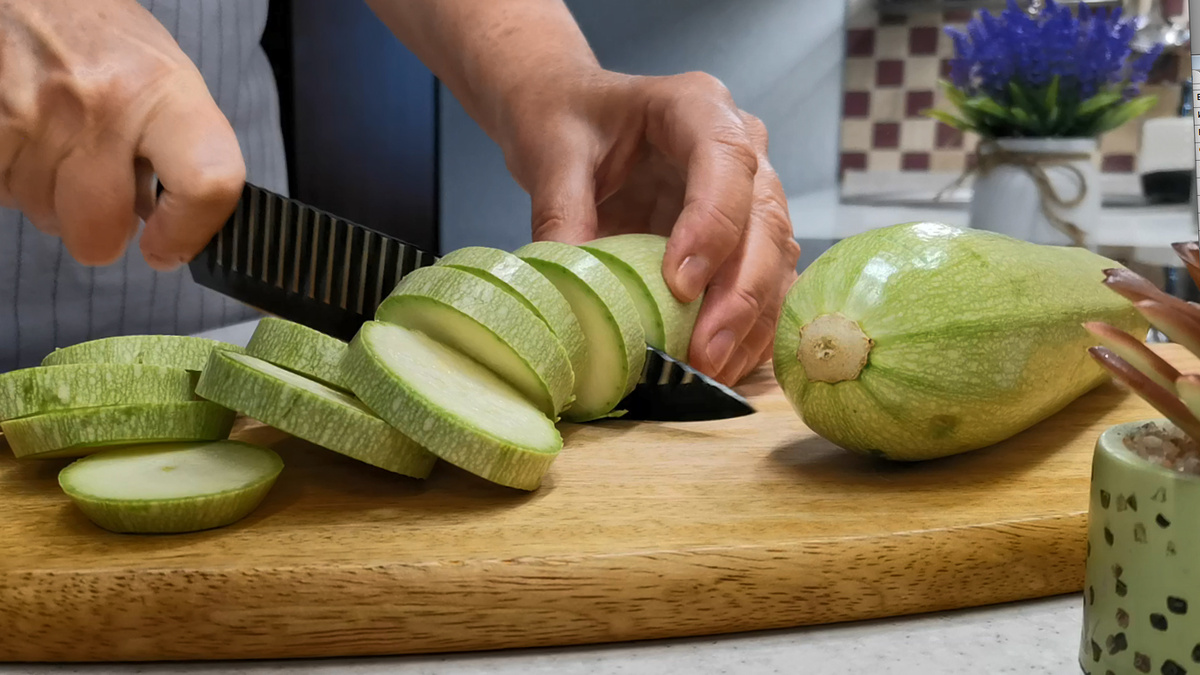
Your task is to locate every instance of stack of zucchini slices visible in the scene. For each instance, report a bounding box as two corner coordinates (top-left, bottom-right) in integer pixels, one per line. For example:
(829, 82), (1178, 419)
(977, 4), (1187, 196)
(1, 235), (702, 534)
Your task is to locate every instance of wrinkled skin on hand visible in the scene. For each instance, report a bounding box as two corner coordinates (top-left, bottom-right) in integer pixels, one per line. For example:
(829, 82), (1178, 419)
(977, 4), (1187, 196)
(0, 0), (244, 270)
(500, 71), (801, 384)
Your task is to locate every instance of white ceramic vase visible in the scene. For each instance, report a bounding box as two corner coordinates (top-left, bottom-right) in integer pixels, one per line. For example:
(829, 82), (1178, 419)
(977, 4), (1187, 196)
(968, 137), (1101, 247)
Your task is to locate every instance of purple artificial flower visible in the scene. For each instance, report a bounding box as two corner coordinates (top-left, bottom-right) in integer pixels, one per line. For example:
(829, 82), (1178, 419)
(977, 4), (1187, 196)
(943, 0), (1162, 104)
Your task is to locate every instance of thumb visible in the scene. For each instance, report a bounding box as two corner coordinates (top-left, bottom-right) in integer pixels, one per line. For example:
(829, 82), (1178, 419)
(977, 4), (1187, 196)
(529, 157), (598, 245)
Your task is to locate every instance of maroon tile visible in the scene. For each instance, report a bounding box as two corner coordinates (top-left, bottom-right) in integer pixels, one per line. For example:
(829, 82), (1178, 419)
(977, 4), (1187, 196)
(1147, 52), (1179, 85)
(843, 91), (871, 117)
(940, 58), (955, 79)
(935, 122), (963, 149)
(876, 60), (905, 87)
(840, 152), (868, 178)
(880, 12), (907, 25)
(905, 90), (935, 118)
(873, 122), (900, 149)
(902, 152), (931, 171)
(846, 28), (876, 57)
(1102, 154), (1136, 173)
(909, 26), (939, 55)
(943, 9), (975, 22)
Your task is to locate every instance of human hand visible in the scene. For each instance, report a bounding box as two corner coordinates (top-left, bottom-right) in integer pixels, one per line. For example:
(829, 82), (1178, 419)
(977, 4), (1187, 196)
(0, 0), (245, 270)
(498, 70), (800, 385)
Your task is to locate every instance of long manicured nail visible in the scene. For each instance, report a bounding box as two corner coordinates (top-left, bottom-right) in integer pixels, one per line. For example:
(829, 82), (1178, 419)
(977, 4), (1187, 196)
(706, 329), (737, 373)
(675, 255), (711, 301)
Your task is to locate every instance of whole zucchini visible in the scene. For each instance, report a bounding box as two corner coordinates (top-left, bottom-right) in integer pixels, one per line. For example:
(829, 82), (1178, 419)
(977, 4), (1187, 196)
(773, 222), (1149, 461)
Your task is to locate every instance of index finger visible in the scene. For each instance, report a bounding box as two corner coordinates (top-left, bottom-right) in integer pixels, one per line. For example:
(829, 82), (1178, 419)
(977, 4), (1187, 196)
(136, 87), (245, 271)
(642, 76), (757, 304)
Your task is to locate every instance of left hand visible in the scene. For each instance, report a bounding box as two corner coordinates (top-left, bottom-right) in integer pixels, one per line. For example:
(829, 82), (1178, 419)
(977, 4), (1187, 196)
(496, 70), (800, 385)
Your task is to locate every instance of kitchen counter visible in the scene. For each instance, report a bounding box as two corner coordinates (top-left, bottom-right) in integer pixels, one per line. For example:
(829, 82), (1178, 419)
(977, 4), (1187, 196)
(1, 319), (1088, 674)
(786, 186), (1197, 251)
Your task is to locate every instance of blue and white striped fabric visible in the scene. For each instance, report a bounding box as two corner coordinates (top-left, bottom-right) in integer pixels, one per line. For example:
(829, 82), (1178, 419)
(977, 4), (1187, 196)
(0, 0), (287, 371)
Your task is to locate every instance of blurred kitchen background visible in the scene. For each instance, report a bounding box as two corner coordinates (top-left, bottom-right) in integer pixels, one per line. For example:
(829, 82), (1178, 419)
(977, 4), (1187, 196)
(261, 0), (1198, 296)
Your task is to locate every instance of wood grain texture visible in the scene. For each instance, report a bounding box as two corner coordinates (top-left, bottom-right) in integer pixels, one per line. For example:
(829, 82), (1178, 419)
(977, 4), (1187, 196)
(2, 345), (1192, 662)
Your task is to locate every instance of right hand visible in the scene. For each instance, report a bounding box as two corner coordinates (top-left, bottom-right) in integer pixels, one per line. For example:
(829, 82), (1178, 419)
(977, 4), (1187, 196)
(0, 0), (245, 270)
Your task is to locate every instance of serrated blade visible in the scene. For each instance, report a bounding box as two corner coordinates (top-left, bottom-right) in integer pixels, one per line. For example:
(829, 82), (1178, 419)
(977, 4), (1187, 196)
(187, 183), (439, 340)
(614, 346), (755, 421)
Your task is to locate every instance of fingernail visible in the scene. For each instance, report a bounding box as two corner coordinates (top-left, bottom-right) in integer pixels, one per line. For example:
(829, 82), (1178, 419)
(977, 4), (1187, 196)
(723, 346), (751, 384)
(676, 255), (711, 301)
(706, 329), (737, 373)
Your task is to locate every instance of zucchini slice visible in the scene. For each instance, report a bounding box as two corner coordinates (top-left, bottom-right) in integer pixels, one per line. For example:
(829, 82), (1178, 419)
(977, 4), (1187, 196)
(582, 233), (701, 361)
(58, 441), (283, 534)
(1, 401), (236, 459)
(245, 317), (352, 391)
(41, 335), (244, 371)
(436, 246), (588, 380)
(344, 321), (562, 490)
(514, 242), (645, 421)
(0, 364), (196, 422)
(195, 350), (436, 479)
(376, 265), (574, 417)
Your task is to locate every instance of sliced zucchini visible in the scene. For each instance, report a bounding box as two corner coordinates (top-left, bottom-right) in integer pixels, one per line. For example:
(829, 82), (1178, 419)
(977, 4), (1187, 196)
(1, 401), (235, 459)
(436, 246), (587, 380)
(195, 350), (436, 479)
(41, 335), (244, 371)
(582, 233), (701, 361)
(0, 364), (197, 422)
(245, 317), (352, 391)
(375, 265), (574, 417)
(58, 441), (283, 534)
(344, 321), (562, 490)
(514, 242), (645, 422)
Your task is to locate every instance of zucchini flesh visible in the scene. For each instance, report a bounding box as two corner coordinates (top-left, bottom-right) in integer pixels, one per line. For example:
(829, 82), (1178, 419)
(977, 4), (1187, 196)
(582, 233), (701, 361)
(515, 242), (645, 422)
(1, 401), (236, 459)
(0, 364), (196, 422)
(195, 350), (437, 479)
(344, 321), (561, 490)
(376, 265), (575, 417)
(436, 246), (588, 380)
(58, 441), (283, 533)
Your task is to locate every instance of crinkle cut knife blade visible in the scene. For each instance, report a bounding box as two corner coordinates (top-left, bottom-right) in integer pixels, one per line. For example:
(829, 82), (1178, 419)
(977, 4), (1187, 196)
(187, 182), (756, 421)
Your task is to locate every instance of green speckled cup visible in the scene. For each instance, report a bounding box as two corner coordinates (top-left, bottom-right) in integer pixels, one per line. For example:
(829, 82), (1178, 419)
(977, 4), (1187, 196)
(1080, 419), (1199, 675)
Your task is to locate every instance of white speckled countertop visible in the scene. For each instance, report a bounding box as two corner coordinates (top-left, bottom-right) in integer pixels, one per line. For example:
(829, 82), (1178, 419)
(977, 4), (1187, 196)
(0, 319), (1086, 674)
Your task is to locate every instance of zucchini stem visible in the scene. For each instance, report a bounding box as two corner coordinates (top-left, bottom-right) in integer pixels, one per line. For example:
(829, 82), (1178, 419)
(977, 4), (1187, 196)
(797, 313), (872, 383)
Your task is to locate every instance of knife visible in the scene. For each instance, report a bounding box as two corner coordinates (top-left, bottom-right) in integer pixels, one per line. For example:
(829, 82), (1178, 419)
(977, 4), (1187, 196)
(185, 182), (755, 421)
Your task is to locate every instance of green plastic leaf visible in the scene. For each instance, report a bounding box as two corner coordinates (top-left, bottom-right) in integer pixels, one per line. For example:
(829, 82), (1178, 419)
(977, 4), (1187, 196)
(924, 109), (973, 131)
(1076, 91), (1123, 118)
(1092, 95), (1158, 136)
(1044, 75), (1059, 110)
(938, 79), (968, 109)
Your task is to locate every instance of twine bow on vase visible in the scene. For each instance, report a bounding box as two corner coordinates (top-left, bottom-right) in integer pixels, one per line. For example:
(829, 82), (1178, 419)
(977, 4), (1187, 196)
(941, 139), (1097, 247)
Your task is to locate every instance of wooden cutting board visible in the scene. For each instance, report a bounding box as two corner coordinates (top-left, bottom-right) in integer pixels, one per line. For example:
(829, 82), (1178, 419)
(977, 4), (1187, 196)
(1, 345), (1188, 662)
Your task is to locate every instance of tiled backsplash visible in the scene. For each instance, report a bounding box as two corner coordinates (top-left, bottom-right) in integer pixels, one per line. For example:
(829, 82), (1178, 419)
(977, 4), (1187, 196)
(840, 4), (1189, 181)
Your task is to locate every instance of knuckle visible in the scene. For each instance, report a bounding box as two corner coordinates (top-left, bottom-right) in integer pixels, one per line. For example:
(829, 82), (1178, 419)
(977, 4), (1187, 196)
(710, 133), (759, 177)
(185, 162), (246, 206)
(680, 71), (732, 98)
(714, 282), (765, 323)
(688, 198), (745, 244)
